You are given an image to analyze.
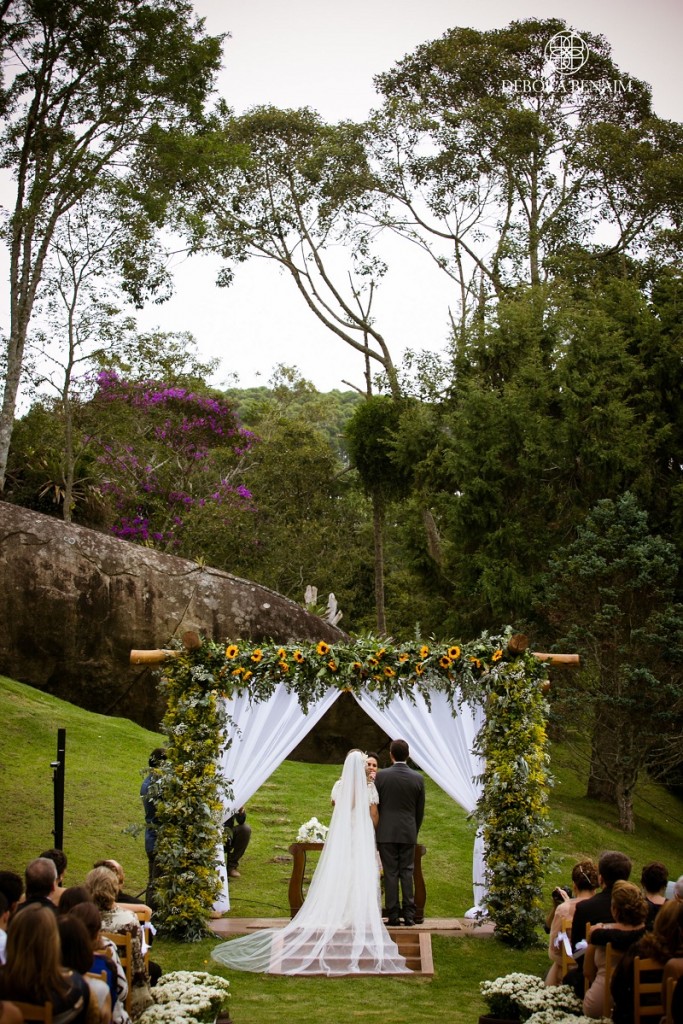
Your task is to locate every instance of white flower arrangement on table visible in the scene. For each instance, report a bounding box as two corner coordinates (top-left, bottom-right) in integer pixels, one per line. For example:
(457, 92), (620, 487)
(480, 972), (584, 1022)
(296, 817), (329, 842)
(138, 971), (230, 1024)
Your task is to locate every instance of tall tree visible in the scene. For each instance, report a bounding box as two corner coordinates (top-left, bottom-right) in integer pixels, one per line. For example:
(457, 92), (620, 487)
(0, 0), (223, 488)
(345, 396), (413, 632)
(369, 19), (683, 334)
(543, 493), (683, 832)
(26, 193), (146, 521)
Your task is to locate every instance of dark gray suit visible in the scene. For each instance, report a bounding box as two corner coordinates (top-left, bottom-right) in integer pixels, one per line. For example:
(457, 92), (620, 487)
(375, 761), (425, 924)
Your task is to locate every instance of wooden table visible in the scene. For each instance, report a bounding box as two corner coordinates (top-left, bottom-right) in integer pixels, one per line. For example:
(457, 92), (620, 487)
(287, 841), (427, 923)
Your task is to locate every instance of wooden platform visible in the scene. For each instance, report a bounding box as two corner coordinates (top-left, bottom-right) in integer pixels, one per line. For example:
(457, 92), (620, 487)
(207, 916), (493, 977)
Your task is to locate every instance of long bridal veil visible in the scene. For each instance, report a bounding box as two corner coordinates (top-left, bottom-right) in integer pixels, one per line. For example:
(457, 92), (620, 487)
(211, 750), (410, 975)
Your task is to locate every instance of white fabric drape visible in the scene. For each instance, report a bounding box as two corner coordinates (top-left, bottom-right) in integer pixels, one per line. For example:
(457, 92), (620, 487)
(353, 687), (487, 911)
(213, 683), (341, 911)
(213, 682), (488, 914)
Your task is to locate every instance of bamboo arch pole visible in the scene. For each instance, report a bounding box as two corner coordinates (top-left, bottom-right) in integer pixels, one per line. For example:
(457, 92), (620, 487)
(130, 632), (579, 668)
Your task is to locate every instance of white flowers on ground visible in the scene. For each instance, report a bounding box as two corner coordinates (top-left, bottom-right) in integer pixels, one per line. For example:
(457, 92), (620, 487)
(139, 971), (230, 1024)
(527, 1014), (611, 1024)
(296, 817), (329, 842)
(480, 972), (585, 1023)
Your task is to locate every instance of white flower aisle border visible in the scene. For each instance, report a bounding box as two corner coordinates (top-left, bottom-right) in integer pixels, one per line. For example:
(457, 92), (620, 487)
(295, 817), (329, 843)
(479, 972), (611, 1024)
(138, 971), (231, 1024)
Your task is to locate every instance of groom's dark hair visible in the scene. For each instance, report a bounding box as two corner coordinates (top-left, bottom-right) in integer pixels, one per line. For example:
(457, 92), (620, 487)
(390, 739), (409, 762)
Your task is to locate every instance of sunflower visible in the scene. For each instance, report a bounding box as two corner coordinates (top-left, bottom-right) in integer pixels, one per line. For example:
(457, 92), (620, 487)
(492, 648), (503, 662)
(352, 661), (362, 672)
(316, 641), (331, 656)
(376, 647), (386, 660)
(384, 666), (395, 677)
(231, 667), (244, 677)
(399, 652), (409, 663)
(415, 662), (424, 675)
(278, 660), (289, 672)
(225, 644), (239, 659)
(419, 645), (430, 659)
(277, 647), (286, 659)
(251, 649), (263, 663)
(368, 656), (378, 667)
(328, 660), (338, 672)
(293, 650), (304, 663)
(439, 655), (451, 669)
(243, 670), (253, 681)
(448, 645), (461, 660)
(469, 656), (482, 669)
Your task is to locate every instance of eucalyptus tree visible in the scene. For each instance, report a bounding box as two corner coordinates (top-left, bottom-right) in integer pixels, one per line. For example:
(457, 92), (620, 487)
(0, 0), (224, 488)
(368, 19), (683, 336)
(150, 104), (401, 398)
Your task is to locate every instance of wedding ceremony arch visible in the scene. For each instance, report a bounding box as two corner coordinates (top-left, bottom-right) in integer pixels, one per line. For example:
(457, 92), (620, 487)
(133, 627), (575, 947)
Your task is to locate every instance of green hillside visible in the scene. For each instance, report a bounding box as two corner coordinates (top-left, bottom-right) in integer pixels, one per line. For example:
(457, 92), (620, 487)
(2, 675), (682, 1024)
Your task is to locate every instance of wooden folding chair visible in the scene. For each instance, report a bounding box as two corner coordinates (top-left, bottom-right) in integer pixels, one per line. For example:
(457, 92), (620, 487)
(560, 918), (577, 980)
(102, 930), (133, 1015)
(602, 942), (618, 1018)
(133, 905), (153, 969)
(11, 1003), (53, 1023)
(633, 955), (664, 1024)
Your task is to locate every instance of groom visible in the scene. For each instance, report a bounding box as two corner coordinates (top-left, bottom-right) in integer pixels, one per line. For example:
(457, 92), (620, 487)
(375, 738), (425, 927)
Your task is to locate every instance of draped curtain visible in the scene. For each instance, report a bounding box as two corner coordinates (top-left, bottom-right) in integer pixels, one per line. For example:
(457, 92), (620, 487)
(215, 684), (486, 913)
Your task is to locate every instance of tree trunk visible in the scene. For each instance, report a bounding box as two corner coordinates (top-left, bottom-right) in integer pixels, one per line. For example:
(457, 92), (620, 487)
(616, 783), (635, 833)
(372, 492), (386, 634)
(586, 710), (618, 803)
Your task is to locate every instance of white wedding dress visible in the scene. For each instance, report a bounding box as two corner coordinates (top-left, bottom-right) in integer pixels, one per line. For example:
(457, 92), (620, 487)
(211, 750), (410, 975)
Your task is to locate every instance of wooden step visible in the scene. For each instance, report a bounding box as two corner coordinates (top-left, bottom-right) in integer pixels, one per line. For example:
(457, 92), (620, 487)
(266, 928), (433, 976)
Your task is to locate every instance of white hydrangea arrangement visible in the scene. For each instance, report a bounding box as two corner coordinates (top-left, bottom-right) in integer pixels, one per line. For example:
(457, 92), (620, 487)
(527, 1013), (611, 1024)
(480, 972), (586, 1022)
(296, 816), (329, 842)
(139, 971), (231, 1024)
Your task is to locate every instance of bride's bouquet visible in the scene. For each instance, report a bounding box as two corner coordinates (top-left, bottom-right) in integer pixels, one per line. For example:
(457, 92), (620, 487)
(296, 817), (329, 842)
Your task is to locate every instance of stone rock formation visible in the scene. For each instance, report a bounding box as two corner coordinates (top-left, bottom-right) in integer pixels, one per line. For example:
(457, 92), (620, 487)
(0, 502), (345, 729)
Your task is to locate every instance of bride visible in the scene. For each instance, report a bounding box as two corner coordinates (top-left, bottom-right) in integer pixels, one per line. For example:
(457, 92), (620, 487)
(211, 749), (410, 975)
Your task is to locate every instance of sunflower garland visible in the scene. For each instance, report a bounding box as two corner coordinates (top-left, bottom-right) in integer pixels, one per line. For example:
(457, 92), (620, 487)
(155, 626), (551, 946)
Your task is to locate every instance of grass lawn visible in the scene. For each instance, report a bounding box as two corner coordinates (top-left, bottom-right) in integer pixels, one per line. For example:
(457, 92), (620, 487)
(1, 674), (682, 1023)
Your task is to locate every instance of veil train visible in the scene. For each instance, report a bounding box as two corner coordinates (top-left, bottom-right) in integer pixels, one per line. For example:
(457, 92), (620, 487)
(211, 750), (410, 975)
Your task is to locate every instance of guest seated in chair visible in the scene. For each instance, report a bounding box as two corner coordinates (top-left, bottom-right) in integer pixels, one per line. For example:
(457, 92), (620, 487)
(609, 897), (683, 1024)
(59, 914), (112, 1024)
(41, 849), (69, 907)
(641, 861), (668, 929)
(0, 902), (90, 1023)
(85, 868), (152, 1020)
(583, 879), (648, 1018)
(546, 859), (599, 985)
(571, 850), (633, 950)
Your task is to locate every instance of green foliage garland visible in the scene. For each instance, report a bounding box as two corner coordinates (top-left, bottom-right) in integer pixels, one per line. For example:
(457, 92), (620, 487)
(153, 662), (231, 940)
(155, 626), (551, 945)
(474, 651), (551, 947)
